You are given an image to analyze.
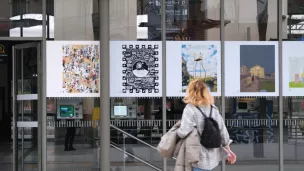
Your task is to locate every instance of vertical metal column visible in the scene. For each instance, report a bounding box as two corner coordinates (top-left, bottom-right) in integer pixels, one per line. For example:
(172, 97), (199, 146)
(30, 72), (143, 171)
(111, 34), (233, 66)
(220, 0), (226, 171)
(41, 0), (47, 170)
(21, 50), (24, 171)
(278, 0), (283, 170)
(161, 0), (167, 171)
(100, 0), (110, 171)
(37, 42), (42, 171)
(12, 47), (18, 171)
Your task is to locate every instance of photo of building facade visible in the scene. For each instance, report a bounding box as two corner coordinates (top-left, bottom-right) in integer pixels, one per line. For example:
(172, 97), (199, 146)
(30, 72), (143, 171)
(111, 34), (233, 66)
(0, 0), (304, 171)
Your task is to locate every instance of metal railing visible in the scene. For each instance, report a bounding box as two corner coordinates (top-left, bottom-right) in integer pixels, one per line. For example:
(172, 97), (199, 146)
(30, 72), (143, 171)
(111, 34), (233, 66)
(110, 124), (158, 150)
(46, 119), (304, 141)
(94, 135), (162, 171)
(110, 141), (162, 171)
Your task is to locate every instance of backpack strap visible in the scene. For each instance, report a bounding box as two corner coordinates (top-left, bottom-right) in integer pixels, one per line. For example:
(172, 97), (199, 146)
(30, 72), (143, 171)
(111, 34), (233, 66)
(209, 105), (213, 118)
(196, 106), (207, 118)
(196, 105), (213, 118)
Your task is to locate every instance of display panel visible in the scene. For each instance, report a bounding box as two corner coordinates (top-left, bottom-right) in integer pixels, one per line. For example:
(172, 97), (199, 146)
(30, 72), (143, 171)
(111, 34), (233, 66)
(225, 41), (278, 97)
(110, 41), (162, 97)
(46, 41), (100, 97)
(282, 41), (304, 96)
(166, 41), (221, 97)
(59, 105), (75, 117)
(113, 106), (128, 116)
(56, 99), (83, 119)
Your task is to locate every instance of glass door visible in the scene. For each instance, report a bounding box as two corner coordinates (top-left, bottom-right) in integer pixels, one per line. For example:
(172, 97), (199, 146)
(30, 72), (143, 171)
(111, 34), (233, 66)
(12, 42), (41, 171)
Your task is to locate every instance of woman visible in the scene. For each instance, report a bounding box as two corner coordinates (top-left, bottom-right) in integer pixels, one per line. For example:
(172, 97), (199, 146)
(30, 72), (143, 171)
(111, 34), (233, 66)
(177, 79), (236, 171)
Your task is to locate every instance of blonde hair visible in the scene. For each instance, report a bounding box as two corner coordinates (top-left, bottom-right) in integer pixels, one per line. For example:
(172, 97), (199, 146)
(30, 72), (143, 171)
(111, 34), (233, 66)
(184, 78), (214, 106)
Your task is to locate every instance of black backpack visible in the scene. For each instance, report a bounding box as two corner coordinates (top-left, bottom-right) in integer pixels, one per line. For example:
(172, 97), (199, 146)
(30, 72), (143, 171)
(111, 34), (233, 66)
(196, 106), (222, 148)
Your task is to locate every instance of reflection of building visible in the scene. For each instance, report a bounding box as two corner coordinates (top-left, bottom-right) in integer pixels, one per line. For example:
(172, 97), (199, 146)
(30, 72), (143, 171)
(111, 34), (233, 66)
(250, 65), (265, 78)
(240, 65), (250, 76)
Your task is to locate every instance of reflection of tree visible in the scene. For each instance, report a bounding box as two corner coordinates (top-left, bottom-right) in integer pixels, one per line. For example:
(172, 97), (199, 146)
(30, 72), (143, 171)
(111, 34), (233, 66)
(172, 1), (230, 40)
(137, 0), (231, 40)
(257, 0), (268, 41)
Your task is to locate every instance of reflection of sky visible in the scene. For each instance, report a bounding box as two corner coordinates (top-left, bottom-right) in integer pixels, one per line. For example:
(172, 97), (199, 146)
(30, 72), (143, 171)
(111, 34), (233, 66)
(182, 44), (217, 77)
(240, 45), (275, 74)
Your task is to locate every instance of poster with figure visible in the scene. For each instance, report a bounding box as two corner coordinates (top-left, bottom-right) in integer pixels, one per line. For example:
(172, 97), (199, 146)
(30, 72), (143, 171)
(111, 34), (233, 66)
(110, 41), (162, 97)
(225, 41), (278, 97)
(283, 41), (304, 96)
(239, 45), (275, 93)
(166, 41), (221, 97)
(46, 41), (100, 98)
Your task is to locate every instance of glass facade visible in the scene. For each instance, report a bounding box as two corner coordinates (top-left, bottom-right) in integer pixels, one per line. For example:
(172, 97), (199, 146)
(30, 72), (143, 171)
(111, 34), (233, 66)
(0, 0), (304, 171)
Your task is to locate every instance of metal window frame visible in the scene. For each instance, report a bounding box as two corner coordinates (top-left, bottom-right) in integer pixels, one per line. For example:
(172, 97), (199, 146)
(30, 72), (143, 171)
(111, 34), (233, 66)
(12, 41), (41, 171)
(278, 0), (284, 171)
(7, 0), (286, 171)
(220, 0), (226, 171)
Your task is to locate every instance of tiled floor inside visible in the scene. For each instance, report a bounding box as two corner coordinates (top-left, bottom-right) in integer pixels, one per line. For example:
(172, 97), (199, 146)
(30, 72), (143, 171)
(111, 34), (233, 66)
(1, 141), (304, 171)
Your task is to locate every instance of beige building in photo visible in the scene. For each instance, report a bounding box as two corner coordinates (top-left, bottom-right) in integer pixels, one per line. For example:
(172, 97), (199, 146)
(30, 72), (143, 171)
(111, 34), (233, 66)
(250, 65), (265, 78)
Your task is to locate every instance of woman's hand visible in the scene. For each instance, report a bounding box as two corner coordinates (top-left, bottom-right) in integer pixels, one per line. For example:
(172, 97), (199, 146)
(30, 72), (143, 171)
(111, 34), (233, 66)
(227, 150), (236, 164)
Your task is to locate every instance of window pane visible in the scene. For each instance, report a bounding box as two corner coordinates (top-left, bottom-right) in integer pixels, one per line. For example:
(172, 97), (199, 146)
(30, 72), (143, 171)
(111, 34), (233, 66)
(226, 97), (279, 171)
(225, 0), (278, 41)
(0, 0), (43, 37)
(166, 0), (220, 40)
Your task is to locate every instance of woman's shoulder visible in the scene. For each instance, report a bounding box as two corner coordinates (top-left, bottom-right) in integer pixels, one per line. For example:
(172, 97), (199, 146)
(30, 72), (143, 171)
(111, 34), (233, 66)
(183, 104), (197, 116)
(185, 104), (218, 112)
(184, 104), (199, 113)
(211, 104), (219, 111)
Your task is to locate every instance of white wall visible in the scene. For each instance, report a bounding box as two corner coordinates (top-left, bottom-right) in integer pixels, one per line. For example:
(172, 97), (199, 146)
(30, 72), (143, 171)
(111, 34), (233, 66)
(110, 0), (137, 40)
(54, 0), (95, 40)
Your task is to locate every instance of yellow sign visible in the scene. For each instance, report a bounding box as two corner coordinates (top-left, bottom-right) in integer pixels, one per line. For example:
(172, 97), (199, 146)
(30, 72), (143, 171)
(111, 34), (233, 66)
(0, 44), (5, 54)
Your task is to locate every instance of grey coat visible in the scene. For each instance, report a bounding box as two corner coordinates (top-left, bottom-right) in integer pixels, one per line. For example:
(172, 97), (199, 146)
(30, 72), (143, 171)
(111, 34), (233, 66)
(173, 127), (201, 171)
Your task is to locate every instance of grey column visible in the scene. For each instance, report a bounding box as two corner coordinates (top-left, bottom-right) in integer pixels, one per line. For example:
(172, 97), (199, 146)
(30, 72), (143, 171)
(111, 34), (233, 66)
(220, 0), (226, 171)
(100, 0), (110, 171)
(278, 0), (283, 170)
(41, 0), (47, 170)
(162, 0), (167, 171)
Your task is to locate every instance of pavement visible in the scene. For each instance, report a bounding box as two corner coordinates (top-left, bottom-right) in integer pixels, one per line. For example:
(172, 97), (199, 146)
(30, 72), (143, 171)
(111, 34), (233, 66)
(241, 76), (260, 92)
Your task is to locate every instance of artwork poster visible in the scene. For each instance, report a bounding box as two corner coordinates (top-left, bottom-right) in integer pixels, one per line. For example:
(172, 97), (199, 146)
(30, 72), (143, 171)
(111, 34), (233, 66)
(225, 41), (279, 97)
(282, 41), (304, 96)
(166, 41), (221, 97)
(46, 41), (100, 97)
(110, 41), (162, 97)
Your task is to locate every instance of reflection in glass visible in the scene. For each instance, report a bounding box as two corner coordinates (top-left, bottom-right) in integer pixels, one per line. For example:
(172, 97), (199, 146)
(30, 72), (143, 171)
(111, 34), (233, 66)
(225, 0), (277, 41)
(0, 0), (44, 37)
(166, 0), (223, 40)
(226, 97), (279, 171)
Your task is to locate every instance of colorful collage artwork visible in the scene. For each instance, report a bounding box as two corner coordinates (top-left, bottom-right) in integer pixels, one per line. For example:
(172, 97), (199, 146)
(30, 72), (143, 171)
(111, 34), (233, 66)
(62, 44), (100, 94)
(46, 41), (100, 98)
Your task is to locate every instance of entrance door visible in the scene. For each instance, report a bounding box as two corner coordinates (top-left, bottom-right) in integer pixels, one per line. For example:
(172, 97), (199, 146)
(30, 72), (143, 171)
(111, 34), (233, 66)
(12, 42), (41, 171)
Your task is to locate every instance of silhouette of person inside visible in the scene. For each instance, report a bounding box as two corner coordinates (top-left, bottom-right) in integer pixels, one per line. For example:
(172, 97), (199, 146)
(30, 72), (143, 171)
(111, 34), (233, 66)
(64, 120), (76, 151)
